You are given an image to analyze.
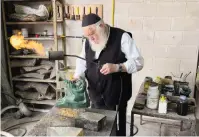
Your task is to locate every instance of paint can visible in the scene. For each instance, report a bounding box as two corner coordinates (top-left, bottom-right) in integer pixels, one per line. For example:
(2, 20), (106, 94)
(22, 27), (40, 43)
(146, 82), (160, 109)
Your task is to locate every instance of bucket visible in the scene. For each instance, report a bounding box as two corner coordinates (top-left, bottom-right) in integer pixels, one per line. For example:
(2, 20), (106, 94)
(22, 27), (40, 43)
(146, 82), (159, 109)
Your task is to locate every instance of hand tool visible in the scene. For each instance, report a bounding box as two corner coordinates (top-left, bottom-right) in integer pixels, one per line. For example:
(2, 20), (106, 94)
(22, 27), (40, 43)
(82, 6), (86, 19)
(89, 7), (91, 14)
(75, 7), (80, 20)
(71, 7), (75, 20)
(96, 7), (98, 15)
(65, 5), (70, 19)
(183, 71), (191, 82)
(180, 73), (183, 78)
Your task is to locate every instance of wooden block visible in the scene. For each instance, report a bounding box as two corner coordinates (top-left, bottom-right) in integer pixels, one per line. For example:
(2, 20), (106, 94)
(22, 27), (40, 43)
(47, 127), (84, 136)
(75, 112), (106, 131)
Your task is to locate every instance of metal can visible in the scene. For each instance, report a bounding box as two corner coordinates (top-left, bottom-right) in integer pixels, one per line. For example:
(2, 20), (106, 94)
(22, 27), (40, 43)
(43, 30), (48, 36)
(21, 28), (28, 37)
(144, 77), (153, 94)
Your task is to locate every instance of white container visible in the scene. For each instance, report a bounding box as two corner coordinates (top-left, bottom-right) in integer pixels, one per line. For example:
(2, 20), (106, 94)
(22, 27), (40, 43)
(158, 95), (167, 114)
(146, 85), (159, 109)
(21, 28), (28, 37)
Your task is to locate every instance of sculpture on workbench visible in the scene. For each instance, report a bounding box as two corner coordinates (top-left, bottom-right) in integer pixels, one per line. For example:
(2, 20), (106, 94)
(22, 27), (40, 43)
(56, 78), (90, 108)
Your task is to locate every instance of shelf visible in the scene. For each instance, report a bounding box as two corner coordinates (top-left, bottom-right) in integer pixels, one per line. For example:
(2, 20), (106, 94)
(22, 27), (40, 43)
(12, 77), (56, 83)
(10, 54), (48, 59)
(4, 0), (51, 1)
(22, 99), (56, 106)
(8, 36), (63, 41)
(24, 37), (54, 40)
(6, 20), (63, 25)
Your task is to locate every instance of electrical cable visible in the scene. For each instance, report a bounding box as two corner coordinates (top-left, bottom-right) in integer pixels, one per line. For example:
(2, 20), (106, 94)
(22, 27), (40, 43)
(5, 127), (27, 137)
(3, 119), (40, 131)
(118, 76), (139, 136)
(126, 121), (139, 136)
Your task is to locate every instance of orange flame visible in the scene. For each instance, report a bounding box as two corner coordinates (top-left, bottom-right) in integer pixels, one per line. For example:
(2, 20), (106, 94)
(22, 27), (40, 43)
(10, 34), (45, 56)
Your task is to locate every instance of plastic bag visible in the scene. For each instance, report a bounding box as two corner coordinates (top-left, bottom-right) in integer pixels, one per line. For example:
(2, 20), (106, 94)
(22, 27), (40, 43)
(14, 4), (49, 18)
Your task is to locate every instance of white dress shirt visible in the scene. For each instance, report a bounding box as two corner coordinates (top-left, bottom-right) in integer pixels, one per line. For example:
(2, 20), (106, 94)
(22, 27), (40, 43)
(74, 32), (144, 78)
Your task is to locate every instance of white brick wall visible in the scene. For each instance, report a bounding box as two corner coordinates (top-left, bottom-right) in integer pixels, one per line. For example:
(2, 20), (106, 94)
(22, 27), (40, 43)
(154, 31), (183, 45)
(60, 0), (198, 116)
(115, 1), (199, 115)
(143, 18), (171, 31)
(157, 2), (186, 17)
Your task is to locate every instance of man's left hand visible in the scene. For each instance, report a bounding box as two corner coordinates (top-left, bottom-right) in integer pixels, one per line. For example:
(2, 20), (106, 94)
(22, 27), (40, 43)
(100, 63), (118, 75)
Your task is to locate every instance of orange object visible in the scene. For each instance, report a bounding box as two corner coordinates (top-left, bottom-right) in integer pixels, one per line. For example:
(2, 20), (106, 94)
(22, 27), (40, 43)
(10, 33), (45, 56)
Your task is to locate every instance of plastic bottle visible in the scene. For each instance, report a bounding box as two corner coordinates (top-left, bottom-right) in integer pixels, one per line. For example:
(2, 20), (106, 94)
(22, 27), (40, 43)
(158, 94), (167, 114)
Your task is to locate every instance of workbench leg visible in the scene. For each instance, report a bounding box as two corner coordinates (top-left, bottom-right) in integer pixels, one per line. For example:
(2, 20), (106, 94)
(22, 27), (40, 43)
(190, 121), (196, 136)
(159, 123), (162, 136)
(180, 121), (183, 131)
(130, 111), (134, 136)
(140, 115), (143, 125)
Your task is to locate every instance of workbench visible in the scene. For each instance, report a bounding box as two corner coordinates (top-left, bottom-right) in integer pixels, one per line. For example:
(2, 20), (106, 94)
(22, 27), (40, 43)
(130, 84), (196, 136)
(27, 107), (117, 136)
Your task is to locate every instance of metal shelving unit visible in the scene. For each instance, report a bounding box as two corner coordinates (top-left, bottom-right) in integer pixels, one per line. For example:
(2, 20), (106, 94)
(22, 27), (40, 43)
(6, 21), (63, 25)
(22, 99), (56, 106)
(2, 0), (65, 107)
(12, 77), (56, 83)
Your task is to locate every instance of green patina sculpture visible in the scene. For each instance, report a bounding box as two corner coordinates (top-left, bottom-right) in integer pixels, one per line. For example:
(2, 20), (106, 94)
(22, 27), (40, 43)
(56, 78), (90, 108)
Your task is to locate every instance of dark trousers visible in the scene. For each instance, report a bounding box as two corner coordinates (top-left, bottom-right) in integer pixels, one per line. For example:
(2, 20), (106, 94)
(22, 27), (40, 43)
(91, 98), (127, 136)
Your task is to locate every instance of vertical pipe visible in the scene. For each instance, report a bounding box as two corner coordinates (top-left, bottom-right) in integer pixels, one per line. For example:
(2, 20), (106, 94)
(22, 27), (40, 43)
(52, 0), (58, 51)
(111, 0), (115, 27)
(52, 0), (59, 100)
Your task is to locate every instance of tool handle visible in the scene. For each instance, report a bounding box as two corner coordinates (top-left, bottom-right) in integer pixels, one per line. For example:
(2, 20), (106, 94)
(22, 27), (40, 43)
(77, 7), (79, 15)
(96, 7), (98, 15)
(89, 7), (91, 14)
(73, 7), (75, 15)
(83, 7), (85, 14)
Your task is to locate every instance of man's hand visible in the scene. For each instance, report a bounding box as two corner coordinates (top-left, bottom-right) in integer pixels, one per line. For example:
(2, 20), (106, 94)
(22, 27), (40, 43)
(71, 76), (79, 82)
(100, 63), (118, 75)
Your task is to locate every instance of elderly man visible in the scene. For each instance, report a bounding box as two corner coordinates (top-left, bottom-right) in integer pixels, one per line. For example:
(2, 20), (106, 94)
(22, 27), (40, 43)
(74, 13), (144, 136)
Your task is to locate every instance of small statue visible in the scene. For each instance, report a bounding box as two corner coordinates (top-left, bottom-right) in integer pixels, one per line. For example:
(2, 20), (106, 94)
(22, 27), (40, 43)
(56, 77), (90, 108)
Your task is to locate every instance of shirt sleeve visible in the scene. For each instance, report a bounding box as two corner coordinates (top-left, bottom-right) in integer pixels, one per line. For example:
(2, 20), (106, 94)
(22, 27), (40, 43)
(74, 39), (87, 78)
(121, 32), (144, 74)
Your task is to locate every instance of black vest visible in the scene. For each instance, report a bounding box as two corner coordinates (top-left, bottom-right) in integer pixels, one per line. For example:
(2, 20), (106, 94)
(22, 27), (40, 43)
(85, 27), (132, 107)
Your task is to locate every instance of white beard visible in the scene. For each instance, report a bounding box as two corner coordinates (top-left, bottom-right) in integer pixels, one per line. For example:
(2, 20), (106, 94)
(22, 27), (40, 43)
(89, 26), (109, 52)
(89, 40), (107, 52)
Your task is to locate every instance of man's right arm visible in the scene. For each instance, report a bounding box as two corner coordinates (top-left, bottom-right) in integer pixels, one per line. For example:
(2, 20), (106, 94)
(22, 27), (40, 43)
(73, 40), (87, 79)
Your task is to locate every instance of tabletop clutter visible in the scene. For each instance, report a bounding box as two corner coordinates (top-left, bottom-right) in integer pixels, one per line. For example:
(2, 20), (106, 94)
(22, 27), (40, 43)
(134, 75), (196, 116)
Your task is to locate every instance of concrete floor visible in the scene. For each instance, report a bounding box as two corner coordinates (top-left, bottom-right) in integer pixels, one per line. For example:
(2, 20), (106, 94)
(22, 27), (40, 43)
(2, 112), (195, 136)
